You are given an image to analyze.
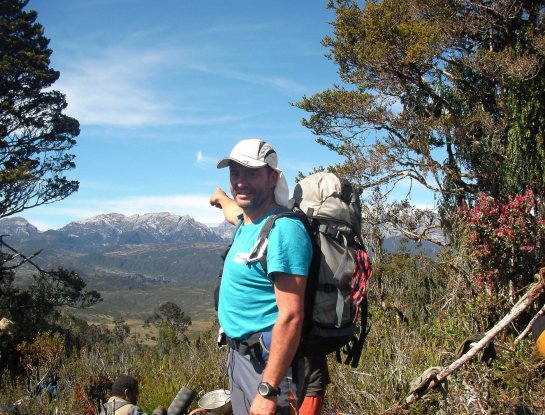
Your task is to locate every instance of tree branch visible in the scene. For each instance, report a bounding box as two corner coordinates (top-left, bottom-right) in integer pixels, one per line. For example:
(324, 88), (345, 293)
(0, 235), (44, 272)
(405, 267), (545, 406)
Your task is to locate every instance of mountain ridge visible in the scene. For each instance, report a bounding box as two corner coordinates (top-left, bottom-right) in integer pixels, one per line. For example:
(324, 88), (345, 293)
(0, 212), (231, 248)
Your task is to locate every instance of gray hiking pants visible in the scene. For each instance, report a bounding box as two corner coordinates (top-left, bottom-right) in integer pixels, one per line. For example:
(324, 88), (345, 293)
(227, 347), (304, 414)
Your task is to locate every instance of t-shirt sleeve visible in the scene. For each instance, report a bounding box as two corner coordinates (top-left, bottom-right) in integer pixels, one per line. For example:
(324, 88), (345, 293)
(266, 216), (312, 277)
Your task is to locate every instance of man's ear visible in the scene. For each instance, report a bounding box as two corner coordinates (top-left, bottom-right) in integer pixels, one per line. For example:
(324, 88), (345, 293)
(269, 169), (279, 186)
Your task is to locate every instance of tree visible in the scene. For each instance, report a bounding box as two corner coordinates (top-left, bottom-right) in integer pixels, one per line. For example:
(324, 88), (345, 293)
(0, 240), (101, 374)
(146, 302), (191, 353)
(112, 318), (130, 342)
(0, 0), (79, 219)
(296, 0), (545, 242)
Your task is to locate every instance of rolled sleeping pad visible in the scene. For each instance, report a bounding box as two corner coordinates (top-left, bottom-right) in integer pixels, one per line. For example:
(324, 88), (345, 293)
(531, 313), (545, 358)
(167, 386), (196, 415)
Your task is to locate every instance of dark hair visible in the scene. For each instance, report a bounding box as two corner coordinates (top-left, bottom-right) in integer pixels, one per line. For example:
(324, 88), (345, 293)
(111, 375), (138, 397)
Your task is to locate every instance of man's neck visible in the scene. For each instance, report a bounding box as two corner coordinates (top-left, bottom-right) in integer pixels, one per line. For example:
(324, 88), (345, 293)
(242, 200), (279, 224)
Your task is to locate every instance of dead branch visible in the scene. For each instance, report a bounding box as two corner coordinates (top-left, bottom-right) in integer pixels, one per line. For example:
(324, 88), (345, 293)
(405, 267), (545, 406)
(0, 236), (44, 273)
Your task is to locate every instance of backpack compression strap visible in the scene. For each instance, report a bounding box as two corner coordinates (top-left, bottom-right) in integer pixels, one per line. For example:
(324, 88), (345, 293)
(343, 294), (371, 368)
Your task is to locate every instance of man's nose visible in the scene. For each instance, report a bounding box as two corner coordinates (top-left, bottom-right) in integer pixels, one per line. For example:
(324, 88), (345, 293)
(234, 174), (249, 186)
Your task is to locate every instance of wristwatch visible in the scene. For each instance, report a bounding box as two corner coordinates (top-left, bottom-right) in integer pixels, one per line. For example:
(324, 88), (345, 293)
(257, 382), (280, 397)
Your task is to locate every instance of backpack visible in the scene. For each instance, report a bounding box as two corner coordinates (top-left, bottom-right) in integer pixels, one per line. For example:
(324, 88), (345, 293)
(255, 172), (372, 367)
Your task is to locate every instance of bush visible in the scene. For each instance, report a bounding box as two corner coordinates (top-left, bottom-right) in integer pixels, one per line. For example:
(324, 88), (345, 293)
(1, 249), (544, 414)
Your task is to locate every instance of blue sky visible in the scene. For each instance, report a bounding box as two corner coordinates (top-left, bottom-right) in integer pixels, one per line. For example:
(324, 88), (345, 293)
(22, 0), (434, 231)
(19, 0), (348, 230)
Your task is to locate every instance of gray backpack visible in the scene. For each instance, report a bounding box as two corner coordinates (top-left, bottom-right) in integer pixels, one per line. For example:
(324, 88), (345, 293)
(256, 172), (372, 367)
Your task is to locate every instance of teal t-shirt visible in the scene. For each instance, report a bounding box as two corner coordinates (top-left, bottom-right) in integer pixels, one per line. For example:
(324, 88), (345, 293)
(218, 210), (312, 340)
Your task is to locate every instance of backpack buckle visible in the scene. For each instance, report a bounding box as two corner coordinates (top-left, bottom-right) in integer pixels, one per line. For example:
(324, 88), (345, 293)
(319, 224), (341, 240)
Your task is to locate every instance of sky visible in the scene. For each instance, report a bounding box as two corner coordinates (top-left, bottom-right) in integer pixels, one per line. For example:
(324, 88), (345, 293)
(21, 0), (433, 231)
(17, 0), (345, 230)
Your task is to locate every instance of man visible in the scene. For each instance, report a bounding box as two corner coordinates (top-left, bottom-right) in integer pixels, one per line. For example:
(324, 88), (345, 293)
(99, 375), (146, 415)
(210, 138), (312, 415)
(210, 190), (330, 415)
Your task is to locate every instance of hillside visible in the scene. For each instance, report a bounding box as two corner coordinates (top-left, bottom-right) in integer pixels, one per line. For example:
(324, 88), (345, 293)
(0, 213), (233, 331)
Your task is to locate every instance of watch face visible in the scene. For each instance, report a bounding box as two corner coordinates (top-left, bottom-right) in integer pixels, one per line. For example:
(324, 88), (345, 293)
(258, 382), (279, 397)
(258, 382), (270, 396)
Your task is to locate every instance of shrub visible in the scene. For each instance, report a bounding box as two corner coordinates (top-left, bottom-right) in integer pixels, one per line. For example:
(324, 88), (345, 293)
(455, 190), (545, 293)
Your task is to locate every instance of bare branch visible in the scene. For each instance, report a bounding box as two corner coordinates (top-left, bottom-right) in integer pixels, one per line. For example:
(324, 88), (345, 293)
(514, 303), (545, 345)
(405, 267), (545, 406)
(0, 236), (44, 272)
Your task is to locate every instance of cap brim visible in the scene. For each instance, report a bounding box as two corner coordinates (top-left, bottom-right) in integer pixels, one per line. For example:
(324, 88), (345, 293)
(217, 156), (268, 169)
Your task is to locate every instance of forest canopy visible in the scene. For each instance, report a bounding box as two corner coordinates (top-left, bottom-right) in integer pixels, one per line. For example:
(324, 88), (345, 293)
(297, 0), (545, 223)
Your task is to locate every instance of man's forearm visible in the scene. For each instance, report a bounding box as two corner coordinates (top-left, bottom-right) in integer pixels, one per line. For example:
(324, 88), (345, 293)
(261, 311), (303, 387)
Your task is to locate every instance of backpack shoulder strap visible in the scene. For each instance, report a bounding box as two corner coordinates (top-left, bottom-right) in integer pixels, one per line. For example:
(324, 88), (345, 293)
(256, 209), (310, 275)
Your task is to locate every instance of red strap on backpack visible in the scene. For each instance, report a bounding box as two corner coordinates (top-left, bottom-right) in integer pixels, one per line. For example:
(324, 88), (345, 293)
(349, 249), (372, 322)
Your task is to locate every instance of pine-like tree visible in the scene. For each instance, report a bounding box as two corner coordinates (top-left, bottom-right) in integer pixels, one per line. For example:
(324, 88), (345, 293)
(0, 0), (79, 218)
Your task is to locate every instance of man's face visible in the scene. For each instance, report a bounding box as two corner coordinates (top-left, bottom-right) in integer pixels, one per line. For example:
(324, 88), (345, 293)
(229, 163), (278, 211)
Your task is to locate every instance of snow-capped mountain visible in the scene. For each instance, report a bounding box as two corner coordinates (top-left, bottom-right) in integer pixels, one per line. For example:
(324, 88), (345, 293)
(0, 217), (40, 239)
(0, 212), (230, 249)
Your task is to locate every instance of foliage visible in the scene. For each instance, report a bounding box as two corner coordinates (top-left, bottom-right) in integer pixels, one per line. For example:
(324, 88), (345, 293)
(16, 331), (65, 390)
(0, 0), (79, 219)
(322, 248), (545, 414)
(0, 0), (96, 385)
(0, 246), (101, 376)
(0, 252), (101, 334)
(374, 244), (448, 325)
(112, 318), (130, 343)
(455, 190), (545, 293)
(296, 0), (545, 241)
(29, 267), (101, 310)
(295, 7), (545, 408)
(145, 301), (192, 353)
(55, 310), (120, 351)
(0, 249), (543, 414)
(0, 321), (227, 415)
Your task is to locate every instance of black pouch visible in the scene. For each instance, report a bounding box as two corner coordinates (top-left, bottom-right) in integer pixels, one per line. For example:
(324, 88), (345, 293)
(227, 333), (263, 362)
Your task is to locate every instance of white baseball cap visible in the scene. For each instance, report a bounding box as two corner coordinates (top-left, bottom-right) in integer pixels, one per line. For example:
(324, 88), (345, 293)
(217, 139), (289, 207)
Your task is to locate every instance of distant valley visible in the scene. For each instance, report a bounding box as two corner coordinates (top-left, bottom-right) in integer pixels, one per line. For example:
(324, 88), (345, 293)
(0, 213), (235, 332)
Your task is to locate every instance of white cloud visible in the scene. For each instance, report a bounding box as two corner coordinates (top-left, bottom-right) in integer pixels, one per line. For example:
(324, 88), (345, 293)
(185, 63), (305, 94)
(196, 151), (216, 165)
(54, 46), (243, 128)
(55, 48), (174, 127)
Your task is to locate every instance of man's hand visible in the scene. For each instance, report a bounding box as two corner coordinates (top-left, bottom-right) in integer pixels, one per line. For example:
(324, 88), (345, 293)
(209, 188), (241, 225)
(250, 394), (277, 415)
(210, 187), (229, 209)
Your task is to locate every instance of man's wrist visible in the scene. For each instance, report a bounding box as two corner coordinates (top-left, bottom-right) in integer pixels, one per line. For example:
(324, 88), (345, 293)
(257, 381), (280, 397)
